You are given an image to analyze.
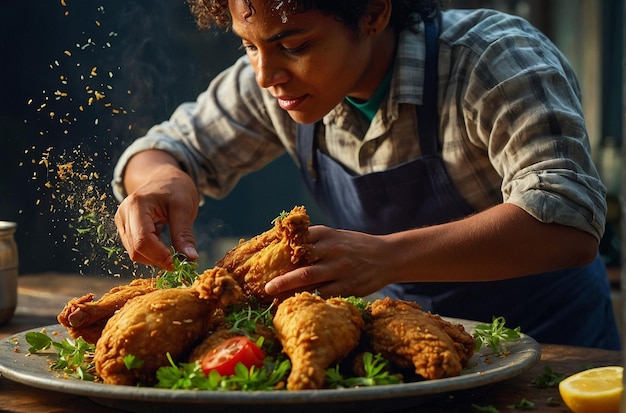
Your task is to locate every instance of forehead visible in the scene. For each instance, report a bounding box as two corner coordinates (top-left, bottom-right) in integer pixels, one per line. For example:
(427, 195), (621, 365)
(229, 0), (301, 24)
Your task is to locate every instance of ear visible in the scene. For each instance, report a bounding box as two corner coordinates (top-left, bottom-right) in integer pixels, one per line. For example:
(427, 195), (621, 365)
(362, 0), (392, 35)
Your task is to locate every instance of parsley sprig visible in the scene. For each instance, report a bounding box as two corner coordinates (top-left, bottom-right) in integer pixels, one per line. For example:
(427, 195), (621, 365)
(25, 331), (96, 380)
(473, 316), (521, 355)
(325, 352), (401, 388)
(155, 353), (291, 391)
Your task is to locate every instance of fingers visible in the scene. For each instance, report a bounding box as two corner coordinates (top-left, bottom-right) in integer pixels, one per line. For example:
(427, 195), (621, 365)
(113, 168), (200, 270)
(115, 205), (174, 269)
(264, 226), (339, 295)
(169, 215), (198, 261)
(264, 265), (326, 296)
(306, 225), (328, 244)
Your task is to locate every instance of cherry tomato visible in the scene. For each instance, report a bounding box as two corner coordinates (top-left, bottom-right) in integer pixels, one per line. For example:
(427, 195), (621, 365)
(200, 336), (265, 377)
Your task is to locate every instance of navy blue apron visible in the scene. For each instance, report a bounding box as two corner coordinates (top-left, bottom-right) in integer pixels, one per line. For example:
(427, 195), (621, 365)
(295, 18), (619, 349)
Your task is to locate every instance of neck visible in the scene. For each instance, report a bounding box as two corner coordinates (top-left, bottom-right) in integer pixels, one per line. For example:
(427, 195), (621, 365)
(349, 28), (397, 101)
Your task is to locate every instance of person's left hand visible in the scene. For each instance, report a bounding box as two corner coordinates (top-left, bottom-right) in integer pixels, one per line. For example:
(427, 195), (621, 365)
(264, 225), (394, 298)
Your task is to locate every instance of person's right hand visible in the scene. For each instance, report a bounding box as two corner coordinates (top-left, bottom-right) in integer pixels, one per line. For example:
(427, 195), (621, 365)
(114, 161), (199, 270)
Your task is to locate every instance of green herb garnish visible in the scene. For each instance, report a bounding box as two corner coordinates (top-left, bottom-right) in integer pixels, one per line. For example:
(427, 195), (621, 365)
(531, 365), (564, 388)
(219, 357), (291, 391)
(25, 331), (96, 380)
(225, 302), (275, 338)
(473, 316), (521, 355)
(507, 398), (535, 410)
(342, 296), (369, 313)
(155, 352), (291, 391)
(156, 353), (218, 390)
(71, 210), (124, 261)
(325, 352), (401, 388)
(471, 404), (499, 413)
(123, 354), (144, 370)
(156, 249), (199, 288)
(271, 211), (288, 225)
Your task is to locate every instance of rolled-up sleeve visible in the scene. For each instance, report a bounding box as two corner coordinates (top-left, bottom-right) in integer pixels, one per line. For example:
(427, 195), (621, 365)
(505, 166), (606, 241)
(491, 69), (608, 240)
(451, 10), (607, 241)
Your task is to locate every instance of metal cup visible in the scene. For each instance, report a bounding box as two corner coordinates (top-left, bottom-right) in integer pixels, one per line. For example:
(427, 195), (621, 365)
(0, 221), (18, 325)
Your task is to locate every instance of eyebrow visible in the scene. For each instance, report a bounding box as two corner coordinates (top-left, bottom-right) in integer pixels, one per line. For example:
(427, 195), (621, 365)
(232, 28), (307, 43)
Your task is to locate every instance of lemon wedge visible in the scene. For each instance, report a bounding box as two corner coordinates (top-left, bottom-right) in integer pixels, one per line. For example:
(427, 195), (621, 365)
(558, 365), (623, 413)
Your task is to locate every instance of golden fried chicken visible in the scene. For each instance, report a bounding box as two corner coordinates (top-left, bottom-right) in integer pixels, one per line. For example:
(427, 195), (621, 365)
(423, 312), (476, 367)
(57, 278), (157, 344)
(94, 267), (243, 386)
(273, 292), (364, 390)
(217, 205), (313, 302)
(365, 298), (473, 380)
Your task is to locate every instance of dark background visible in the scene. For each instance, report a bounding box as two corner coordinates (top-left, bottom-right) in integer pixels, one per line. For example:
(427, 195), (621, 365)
(1, 1), (622, 277)
(1, 1), (322, 276)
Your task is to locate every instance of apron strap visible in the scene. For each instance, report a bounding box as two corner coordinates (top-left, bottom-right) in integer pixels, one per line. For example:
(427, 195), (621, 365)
(296, 122), (317, 193)
(416, 17), (440, 156)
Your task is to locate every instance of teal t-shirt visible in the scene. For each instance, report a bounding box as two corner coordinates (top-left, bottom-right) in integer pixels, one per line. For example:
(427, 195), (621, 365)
(345, 69), (393, 122)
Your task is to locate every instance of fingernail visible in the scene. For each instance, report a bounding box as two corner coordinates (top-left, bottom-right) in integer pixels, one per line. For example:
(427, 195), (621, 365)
(184, 246), (198, 259)
(265, 281), (277, 295)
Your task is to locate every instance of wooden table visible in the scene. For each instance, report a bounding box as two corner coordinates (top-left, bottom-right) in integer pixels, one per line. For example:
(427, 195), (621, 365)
(0, 273), (622, 413)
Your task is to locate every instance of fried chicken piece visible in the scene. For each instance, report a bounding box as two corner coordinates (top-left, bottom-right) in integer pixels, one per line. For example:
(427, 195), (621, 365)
(57, 278), (158, 344)
(94, 267), (243, 386)
(365, 298), (471, 380)
(273, 292), (364, 390)
(423, 312), (475, 366)
(217, 205), (313, 302)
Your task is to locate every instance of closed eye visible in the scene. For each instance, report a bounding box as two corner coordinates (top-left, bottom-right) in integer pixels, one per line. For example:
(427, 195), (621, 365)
(280, 41), (309, 55)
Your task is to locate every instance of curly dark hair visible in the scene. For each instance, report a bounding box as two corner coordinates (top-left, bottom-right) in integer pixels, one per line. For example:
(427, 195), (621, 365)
(187, 0), (446, 32)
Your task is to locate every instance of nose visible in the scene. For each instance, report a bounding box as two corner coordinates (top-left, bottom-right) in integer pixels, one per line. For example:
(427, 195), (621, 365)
(254, 53), (289, 89)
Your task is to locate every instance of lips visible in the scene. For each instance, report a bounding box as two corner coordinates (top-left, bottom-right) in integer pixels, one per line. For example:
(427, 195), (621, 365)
(275, 94), (307, 111)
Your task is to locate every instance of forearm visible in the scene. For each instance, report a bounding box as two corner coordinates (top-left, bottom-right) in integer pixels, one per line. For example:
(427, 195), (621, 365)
(122, 150), (183, 195)
(385, 203), (599, 283)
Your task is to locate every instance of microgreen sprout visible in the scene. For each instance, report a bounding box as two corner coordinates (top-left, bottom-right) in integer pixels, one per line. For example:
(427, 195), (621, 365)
(225, 302), (275, 337)
(271, 211), (288, 225)
(156, 249), (199, 288)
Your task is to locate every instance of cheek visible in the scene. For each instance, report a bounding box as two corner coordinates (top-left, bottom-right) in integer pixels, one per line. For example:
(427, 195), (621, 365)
(298, 56), (349, 93)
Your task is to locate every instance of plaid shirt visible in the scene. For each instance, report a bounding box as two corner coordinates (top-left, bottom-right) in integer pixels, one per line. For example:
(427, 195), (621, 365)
(113, 8), (606, 240)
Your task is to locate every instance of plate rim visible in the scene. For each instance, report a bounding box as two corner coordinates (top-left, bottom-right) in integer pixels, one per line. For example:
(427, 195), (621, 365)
(0, 320), (541, 405)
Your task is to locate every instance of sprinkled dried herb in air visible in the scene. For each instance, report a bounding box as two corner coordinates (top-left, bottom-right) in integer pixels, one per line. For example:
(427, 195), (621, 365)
(23, 1), (138, 277)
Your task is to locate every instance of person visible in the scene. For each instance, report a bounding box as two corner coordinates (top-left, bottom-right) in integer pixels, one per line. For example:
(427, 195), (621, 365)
(112, 0), (620, 350)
